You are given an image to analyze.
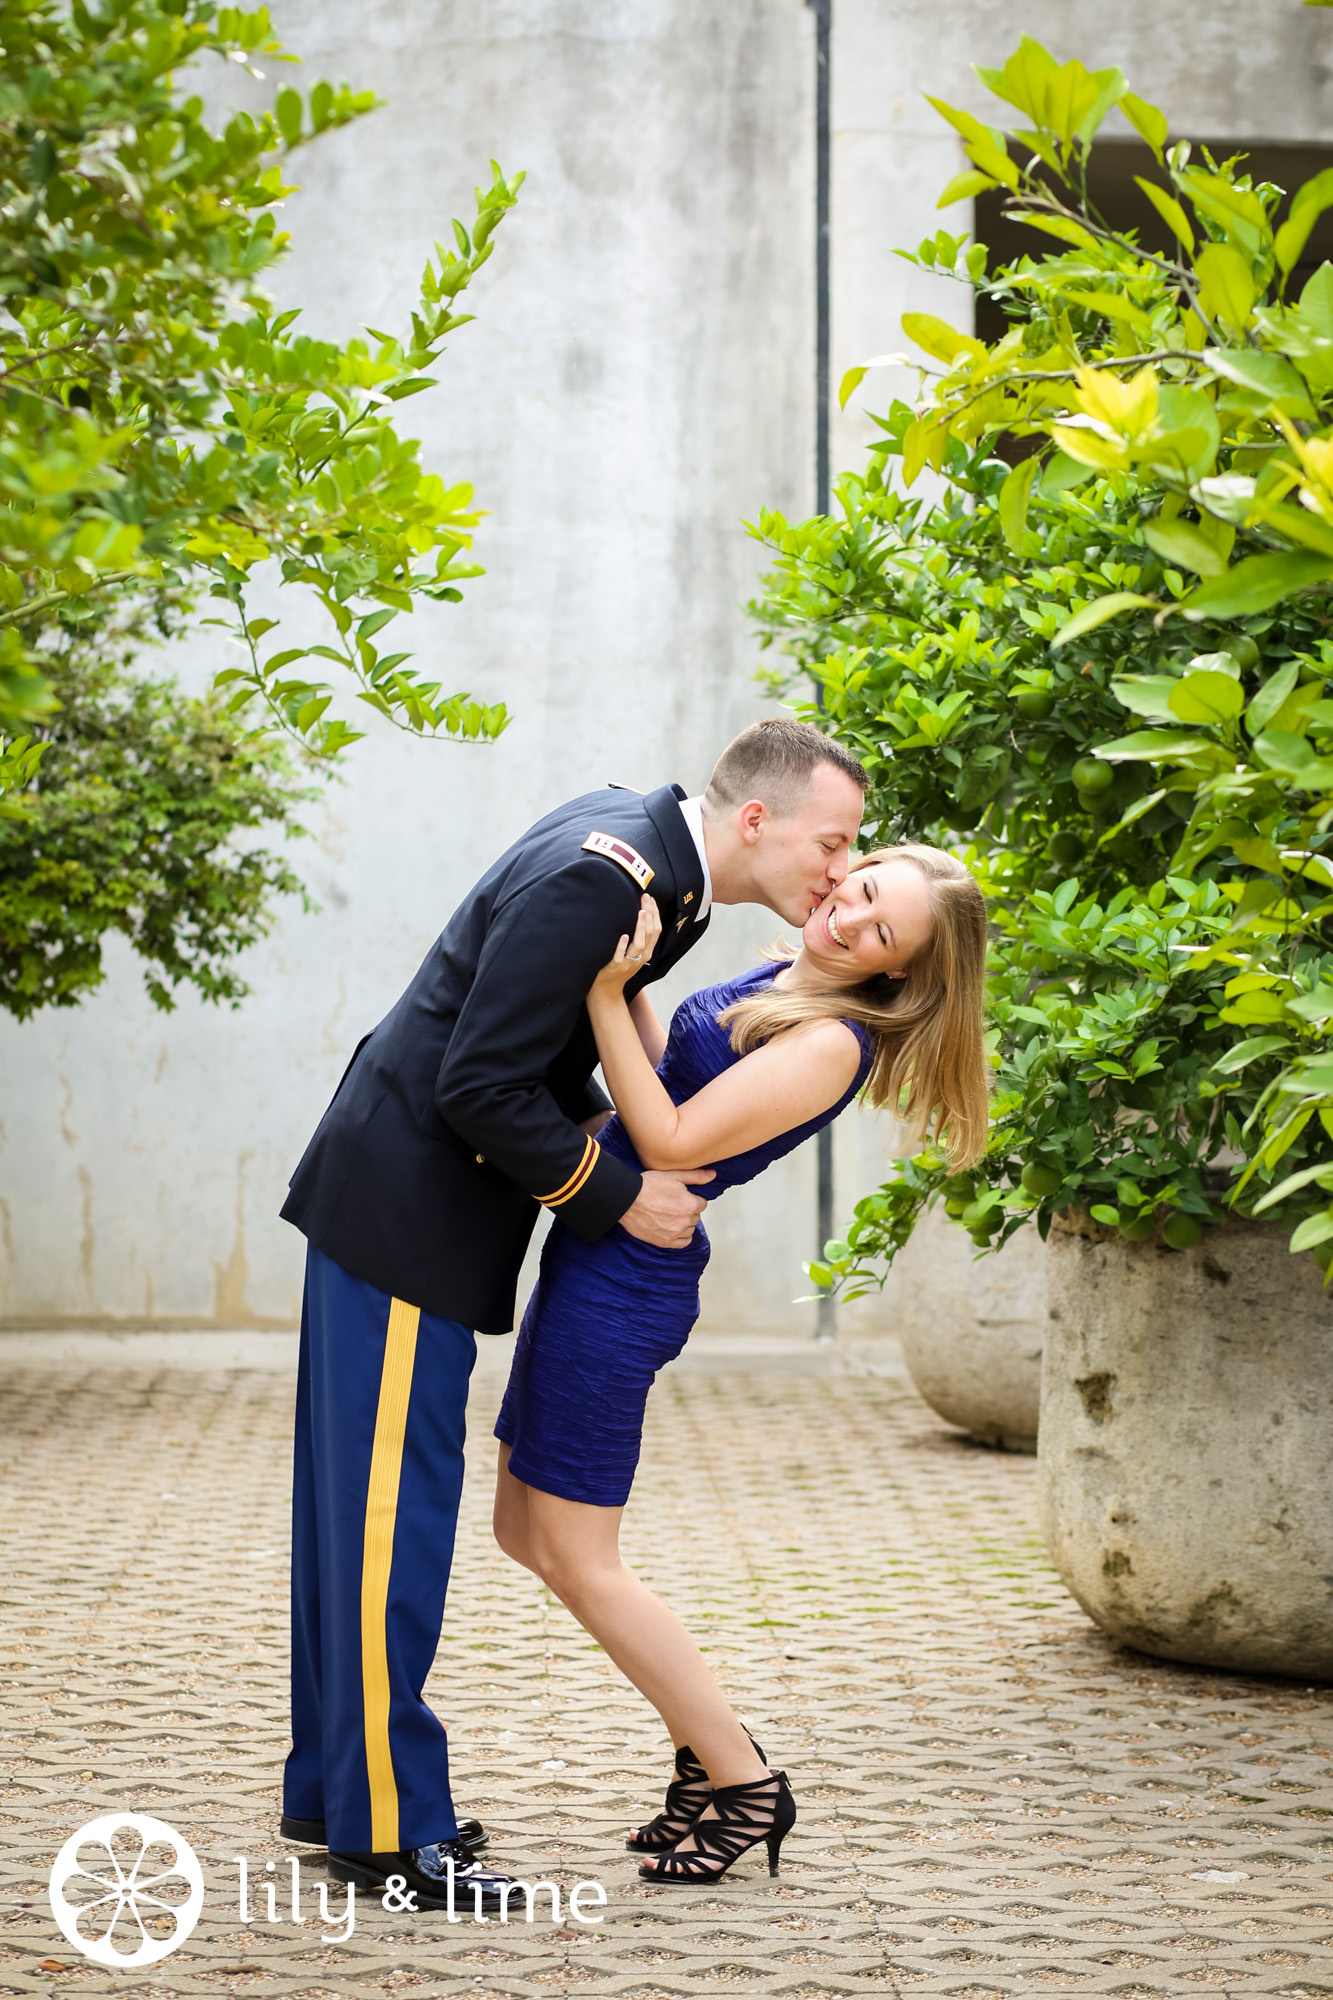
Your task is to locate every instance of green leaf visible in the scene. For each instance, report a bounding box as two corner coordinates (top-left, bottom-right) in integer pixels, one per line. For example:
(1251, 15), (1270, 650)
(838, 352), (912, 409)
(901, 312), (984, 365)
(937, 168), (1000, 208)
(1212, 1035), (1291, 1075)
(1134, 177), (1193, 252)
(1168, 671), (1244, 725)
(1119, 91), (1168, 156)
(1221, 989), (1295, 1026)
(1060, 289), (1152, 332)
(1203, 345), (1315, 415)
(1291, 1211), (1333, 1252)
(1109, 676), (1179, 719)
(1193, 242), (1257, 330)
(840, 365), (868, 410)
(998, 457), (1038, 555)
(1039, 451), (1094, 494)
(1246, 660), (1301, 736)
(1253, 1162), (1333, 1213)
(1288, 983), (1333, 1023)
(1182, 171), (1271, 261)
(1300, 261), (1333, 336)
(1050, 593), (1156, 646)
(1183, 552), (1333, 620)
(1096, 729), (1213, 761)
(275, 87), (303, 146)
(1090, 1204), (1120, 1227)
(1275, 166), (1333, 277)
(1252, 728), (1333, 780)
(356, 607), (397, 639)
(1149, 384), (1221, 479)
(1141, 520), (1228, 576)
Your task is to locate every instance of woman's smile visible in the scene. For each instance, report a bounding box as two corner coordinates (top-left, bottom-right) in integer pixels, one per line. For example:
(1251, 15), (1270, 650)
(798, 858), (937, 982)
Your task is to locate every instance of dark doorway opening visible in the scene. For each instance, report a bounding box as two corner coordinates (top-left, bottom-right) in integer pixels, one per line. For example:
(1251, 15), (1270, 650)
(973, 139), (1333, 350)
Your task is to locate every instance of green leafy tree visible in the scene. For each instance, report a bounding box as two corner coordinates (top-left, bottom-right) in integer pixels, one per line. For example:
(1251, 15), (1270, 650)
(0, 592), (309, 1015)
(751, 34), (1333, 1289)
(0, 0), (521, 755)
(0, 0), (523, 1013)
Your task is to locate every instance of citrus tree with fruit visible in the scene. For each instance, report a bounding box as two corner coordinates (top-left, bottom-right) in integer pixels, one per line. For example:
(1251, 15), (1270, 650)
(752, 35), (1333, 1289)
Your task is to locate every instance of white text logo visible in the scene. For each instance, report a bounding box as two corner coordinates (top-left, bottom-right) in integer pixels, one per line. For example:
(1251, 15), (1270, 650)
(49, 1815), (204, 1968)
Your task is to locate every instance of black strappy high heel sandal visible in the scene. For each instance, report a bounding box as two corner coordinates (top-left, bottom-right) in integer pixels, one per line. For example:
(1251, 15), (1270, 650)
(626, 1733), (767, 1853)
(638, 1769), (796, 1882)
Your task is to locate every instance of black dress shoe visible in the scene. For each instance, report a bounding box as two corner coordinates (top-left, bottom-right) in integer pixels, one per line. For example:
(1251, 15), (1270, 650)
(327, 1839), (514, 1913)
(281, 1813), (487, 1852)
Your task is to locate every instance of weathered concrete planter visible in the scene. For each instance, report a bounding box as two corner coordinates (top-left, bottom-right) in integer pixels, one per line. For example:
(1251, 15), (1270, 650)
(1039, 1212), (1333, 1680)
(884, 1206), (1046, 1450)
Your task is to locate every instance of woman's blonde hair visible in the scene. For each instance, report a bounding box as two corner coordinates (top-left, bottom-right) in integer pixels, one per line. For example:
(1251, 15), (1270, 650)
(718, 844), (990, 1167)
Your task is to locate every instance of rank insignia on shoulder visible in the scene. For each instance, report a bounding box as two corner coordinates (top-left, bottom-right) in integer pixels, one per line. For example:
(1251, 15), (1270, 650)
(582, 831), (655, 890)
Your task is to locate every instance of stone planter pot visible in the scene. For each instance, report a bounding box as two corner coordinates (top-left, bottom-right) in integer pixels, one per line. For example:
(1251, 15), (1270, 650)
(1039, 1212), (1333, 1680)
(883, 1206), (1046, 1450)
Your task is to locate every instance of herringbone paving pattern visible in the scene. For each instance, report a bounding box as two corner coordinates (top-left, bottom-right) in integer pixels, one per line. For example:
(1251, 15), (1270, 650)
(0, 1356), (1330, 1997)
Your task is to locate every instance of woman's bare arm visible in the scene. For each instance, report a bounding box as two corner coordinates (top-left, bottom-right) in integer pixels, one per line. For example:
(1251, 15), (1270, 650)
(587, 898), (860, 1169)
(629, 989), (668, 1066)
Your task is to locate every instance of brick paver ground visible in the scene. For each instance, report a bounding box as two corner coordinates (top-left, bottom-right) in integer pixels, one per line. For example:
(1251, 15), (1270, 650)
(1, 1347), (1331, 1999)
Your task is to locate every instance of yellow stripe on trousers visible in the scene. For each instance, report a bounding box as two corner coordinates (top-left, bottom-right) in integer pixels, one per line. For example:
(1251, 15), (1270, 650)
(361, 1295), (420, 1853)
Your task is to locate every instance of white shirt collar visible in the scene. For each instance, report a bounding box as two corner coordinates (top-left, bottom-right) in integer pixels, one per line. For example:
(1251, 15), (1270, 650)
(677, 795), (712, 922)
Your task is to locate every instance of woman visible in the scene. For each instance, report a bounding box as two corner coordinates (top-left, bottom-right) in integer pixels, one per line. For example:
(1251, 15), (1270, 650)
(493, 845), (988, 1883)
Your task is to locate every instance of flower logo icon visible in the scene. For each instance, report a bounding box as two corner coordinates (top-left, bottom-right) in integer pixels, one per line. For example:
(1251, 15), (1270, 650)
(49, 1814), (204, 1967)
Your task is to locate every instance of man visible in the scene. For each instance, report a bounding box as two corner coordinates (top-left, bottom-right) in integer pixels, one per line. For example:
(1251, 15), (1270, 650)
(278, 718), (868, 1910)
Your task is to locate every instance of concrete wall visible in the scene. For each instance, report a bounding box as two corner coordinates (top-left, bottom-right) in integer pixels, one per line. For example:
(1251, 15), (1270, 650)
(3, 0), (1330, 1339)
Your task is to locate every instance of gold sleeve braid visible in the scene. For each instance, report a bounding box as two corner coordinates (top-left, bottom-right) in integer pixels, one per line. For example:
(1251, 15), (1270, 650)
(537, 1134), (601, 1208)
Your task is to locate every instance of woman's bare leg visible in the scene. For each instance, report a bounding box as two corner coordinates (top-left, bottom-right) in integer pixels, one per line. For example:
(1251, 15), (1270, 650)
(491, 1450), (764, 1789)
(493, 1444), (541, 1575)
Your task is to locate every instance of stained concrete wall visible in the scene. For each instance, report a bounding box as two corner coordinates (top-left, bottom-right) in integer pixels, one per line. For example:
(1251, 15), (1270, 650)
(2, 1), (1330, 1337)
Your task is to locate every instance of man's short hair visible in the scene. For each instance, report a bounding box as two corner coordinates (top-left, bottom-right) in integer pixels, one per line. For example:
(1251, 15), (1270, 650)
(704, 719), (869, 819)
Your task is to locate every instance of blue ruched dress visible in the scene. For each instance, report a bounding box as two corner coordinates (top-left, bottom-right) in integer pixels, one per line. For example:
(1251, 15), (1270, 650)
(494, 962), (873, 1506)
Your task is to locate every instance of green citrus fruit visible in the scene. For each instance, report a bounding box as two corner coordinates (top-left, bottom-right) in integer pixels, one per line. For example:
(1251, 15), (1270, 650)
(1015, 686), (1055, 721)
(1048, 830), (1083, 866)
(969, 1228), (995, 1247)
(1162, 1211), (1203, 1250)
(1071, 756), (1114, 794)
(1021, 1161), (1063, 1198)
(945, 1197), (969, 1218)
(1048, 1079), (1070, 1099)
(1228, 634), (1261, 671)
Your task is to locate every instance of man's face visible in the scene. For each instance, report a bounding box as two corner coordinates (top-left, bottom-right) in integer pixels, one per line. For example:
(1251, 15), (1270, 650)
(745, 764), (865, 926)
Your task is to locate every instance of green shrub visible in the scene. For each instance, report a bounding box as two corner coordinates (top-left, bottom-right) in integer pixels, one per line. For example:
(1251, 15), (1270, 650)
(753, 35), (1333, 1286)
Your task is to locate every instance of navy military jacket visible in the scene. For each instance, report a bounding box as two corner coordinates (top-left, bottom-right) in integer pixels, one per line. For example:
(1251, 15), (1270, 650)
(281, 783), (709, 1332)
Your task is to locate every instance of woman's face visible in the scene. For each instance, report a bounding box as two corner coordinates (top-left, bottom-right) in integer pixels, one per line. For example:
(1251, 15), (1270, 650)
(800, 859), (934, 982)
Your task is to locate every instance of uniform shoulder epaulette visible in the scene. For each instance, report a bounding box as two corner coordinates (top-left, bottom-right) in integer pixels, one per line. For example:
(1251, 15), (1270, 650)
(582, 830), (655, 890)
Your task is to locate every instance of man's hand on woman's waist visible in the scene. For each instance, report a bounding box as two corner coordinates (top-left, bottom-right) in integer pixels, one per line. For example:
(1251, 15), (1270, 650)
(620, 1167), (715, 1249)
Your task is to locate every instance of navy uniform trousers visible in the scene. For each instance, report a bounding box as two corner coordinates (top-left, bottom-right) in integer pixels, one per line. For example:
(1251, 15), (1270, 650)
(283, 1245), (476, 1853)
